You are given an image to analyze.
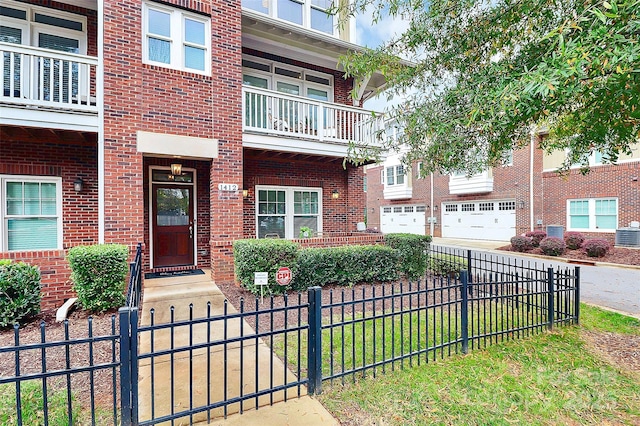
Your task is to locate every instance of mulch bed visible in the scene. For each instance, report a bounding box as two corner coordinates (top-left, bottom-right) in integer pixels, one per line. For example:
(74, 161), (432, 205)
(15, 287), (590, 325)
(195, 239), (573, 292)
(498, 245), (640, 266)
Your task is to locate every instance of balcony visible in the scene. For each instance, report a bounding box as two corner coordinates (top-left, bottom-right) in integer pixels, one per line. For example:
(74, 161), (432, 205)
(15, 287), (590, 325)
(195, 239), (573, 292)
(449, 171), (494, 195)
(1, 43), (99, 131)
(242, 86), (385, 158)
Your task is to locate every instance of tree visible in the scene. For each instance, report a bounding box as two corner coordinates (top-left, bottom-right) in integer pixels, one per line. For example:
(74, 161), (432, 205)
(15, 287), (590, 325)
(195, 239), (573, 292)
(338, 0), (640, 174)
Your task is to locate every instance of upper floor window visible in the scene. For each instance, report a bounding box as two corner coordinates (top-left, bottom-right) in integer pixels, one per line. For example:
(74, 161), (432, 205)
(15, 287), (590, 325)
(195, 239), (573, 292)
(1, 175), (62, 251)
(242, 0), (336, 35)
(143, 2), (211, 74)
(386, 165), (405, 186)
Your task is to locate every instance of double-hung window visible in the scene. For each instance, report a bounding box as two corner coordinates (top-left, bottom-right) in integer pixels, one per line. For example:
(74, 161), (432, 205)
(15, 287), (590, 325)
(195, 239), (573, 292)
(385, 165), (405, 186)
(1, 176), (62, 251)
(256, 186), (322, 239)
(143, 2), (210, 74)
(243, 0), (336, 35)
(568, 198), (618, 231)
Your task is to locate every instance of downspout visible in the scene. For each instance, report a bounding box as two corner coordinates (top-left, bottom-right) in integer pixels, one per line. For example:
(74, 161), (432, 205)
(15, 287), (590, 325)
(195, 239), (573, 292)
(529, 129), (535, 232)
(97, 0), (105, 243)
(430, 172), (435, 236)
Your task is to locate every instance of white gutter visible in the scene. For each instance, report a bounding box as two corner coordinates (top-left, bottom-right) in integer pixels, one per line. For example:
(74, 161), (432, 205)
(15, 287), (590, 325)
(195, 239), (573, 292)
(97, 0), (104, 243)
(529, 128), (535, 232)
(430, 172), (435, 236)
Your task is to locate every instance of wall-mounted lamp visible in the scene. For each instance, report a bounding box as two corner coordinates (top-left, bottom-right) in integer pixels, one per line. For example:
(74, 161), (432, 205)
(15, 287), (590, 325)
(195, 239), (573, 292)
(73, 177), (84, 193)
(518, 200), (526, 209)
(433, 205), (438, 212)
(331, 189), (340, 199)
(242, 189), (249, 198)
(170, 163), (182, 176)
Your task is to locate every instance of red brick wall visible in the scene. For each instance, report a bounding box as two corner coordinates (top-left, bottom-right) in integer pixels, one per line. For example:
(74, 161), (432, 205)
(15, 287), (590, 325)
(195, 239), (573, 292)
(542, 160), (640, 244)
(294, 233), (384, 248)
(243, 150), (366, 237)
(0, 137), (99, 308)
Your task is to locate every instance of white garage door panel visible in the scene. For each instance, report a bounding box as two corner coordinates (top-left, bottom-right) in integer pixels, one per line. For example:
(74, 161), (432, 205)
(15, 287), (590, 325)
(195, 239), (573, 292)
(442, 200), (515, 241)
(380, 205), (426, 235)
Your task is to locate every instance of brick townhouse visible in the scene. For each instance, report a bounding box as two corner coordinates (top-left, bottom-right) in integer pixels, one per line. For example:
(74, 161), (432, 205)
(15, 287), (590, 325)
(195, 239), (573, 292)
(0, 0), (386, 308)
(366, 130), (640, 243)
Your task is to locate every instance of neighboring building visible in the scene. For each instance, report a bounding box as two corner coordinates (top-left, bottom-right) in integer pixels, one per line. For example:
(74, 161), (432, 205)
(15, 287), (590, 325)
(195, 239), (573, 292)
(0, 0), (386, 307)
(367, 133), (640, 243)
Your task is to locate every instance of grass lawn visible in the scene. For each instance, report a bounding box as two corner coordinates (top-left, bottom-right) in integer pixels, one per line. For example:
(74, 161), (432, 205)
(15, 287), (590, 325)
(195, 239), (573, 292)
(316, 304), (640, 425)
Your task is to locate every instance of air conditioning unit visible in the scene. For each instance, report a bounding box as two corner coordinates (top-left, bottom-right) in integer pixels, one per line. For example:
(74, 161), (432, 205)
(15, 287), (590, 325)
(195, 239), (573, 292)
(615, 228), (640, 247)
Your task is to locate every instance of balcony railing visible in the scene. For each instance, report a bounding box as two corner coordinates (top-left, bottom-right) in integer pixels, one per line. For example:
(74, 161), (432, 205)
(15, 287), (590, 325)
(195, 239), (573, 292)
(243, 86), (384, 146)
(1, 43), (98, 113)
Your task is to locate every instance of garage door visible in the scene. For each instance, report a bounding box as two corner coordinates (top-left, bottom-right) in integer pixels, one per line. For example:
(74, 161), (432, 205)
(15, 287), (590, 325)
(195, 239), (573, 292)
(380, 205), (426, 235)
(441, 200), (515, 241)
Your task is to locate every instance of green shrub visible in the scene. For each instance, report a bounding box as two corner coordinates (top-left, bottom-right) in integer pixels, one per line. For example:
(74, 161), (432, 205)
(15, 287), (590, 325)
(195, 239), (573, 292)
(233, 239), (300, 295)
(539, 237), (565, 256)
(564, 231), (585, 250)
(0, 261), (41, 328)
(510, 236), (533, 252)
(293, 245), (399, 290)
(67, 244), (129, 312)
(525, 231), (547, 247)
(385, 233), (432, 280)
(427, 253), (468, 277)
(583, 239), (610, 257)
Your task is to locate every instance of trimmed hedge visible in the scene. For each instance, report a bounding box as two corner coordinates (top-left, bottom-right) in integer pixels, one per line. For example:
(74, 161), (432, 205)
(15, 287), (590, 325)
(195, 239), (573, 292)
(0, 260), (41, 328)
(428, 253), (468, 277)
(525, 231), (547, 247)
(539, 237), (566, 256)
(564, 231), (585, 250)
(67, 244), (129, 312)
(510, 236), (533, 252)
(293, 245), (399, 290)
(384, 233), (432, 280)
(233, 239), (300, 295)
(583, 239), (610, 257)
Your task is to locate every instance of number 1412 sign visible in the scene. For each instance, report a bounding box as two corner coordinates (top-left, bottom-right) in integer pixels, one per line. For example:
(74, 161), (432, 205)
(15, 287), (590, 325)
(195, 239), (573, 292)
(218, 183), (238, 192)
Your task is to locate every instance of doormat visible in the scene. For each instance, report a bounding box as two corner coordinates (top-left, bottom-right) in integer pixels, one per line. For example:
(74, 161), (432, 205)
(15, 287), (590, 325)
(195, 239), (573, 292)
(145, 269), (205, 279)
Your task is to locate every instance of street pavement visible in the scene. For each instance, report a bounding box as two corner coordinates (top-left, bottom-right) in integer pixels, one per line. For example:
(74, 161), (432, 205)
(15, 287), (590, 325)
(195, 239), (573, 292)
(431, 237), (640, 318)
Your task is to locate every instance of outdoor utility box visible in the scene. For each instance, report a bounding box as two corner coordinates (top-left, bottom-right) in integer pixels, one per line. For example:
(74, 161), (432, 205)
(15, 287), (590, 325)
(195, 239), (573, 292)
(546, 225), (564, 239)
(615, 228), (640, 247)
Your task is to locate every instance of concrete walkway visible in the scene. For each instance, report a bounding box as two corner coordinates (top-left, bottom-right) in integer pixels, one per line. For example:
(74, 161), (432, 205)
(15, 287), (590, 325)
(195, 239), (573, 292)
(138, 270), (337, 425)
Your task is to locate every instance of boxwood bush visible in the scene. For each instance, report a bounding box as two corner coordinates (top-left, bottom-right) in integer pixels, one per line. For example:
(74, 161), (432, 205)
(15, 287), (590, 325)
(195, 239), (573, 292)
(0, 260), (41, 328)
(564, 231), (585, 250)
(384, 233), (432, 280)
(293, 245), (399, 290)
(427, 253), (468, 277)
(233, 239), (300, 295)
(539, 237), (566, 256)
(583, 239), (610, 257)
(67, 244), (129, 312)
(510, 236), (533, 252)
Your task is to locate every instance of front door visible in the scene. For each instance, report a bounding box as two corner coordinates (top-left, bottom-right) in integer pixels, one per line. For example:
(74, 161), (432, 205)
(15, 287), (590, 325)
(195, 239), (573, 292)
(152, 184), (194, 267)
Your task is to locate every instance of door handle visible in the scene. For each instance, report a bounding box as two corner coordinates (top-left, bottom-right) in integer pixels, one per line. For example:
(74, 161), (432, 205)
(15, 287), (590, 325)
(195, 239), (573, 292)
(189, 225), (193, 239)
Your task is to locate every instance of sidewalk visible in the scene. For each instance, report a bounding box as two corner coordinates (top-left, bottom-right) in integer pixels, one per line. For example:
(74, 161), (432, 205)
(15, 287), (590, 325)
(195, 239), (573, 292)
(431, 237), (507, 251)
(137, 270), (337, 425)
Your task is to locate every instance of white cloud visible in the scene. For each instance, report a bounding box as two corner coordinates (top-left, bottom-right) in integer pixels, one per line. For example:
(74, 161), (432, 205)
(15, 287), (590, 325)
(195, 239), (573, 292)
(356, 7), (410, 48)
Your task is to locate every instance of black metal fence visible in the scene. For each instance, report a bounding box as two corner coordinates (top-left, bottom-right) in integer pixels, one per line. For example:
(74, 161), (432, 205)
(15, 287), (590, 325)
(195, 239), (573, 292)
(1, 246), (580, 425)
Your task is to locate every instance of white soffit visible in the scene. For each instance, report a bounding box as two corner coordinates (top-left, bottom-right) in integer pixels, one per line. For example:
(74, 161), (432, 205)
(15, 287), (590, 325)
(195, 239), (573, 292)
(137, 131), (218, 160)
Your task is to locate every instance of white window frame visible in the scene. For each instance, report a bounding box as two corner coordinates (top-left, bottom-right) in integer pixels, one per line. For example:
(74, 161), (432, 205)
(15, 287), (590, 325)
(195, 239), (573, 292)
(242, 0), (337, 36)
(255, 185), (323, 239)
(385, 165), (405, 186)
(566, 197), (618, 232)
(1, 175), (63, 251)
(142, 2), (211, 75)
(416, 162), (424, 179)
(242, 55), (334, 102)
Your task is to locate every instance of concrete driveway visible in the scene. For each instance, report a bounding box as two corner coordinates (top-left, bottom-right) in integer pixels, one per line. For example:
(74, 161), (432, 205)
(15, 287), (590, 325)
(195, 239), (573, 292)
(431, 237), (640, 318)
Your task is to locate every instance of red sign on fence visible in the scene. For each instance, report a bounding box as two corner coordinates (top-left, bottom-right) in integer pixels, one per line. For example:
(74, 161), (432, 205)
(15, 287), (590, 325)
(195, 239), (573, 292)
(276, 267), (292, 286)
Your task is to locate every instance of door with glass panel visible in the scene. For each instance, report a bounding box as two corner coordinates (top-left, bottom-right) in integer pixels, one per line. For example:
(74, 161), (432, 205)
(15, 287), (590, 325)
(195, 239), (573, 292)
(152, 182), (194, 267)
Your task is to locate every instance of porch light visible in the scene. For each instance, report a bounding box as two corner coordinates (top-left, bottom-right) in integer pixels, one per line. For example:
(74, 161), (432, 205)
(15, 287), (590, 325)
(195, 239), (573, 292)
(73, 177), (84, 193)
(242, 189), (249, 198)
(171, 163), (182, 176)
(331, 189), (340, 199)
(519, 200), (526, 209)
